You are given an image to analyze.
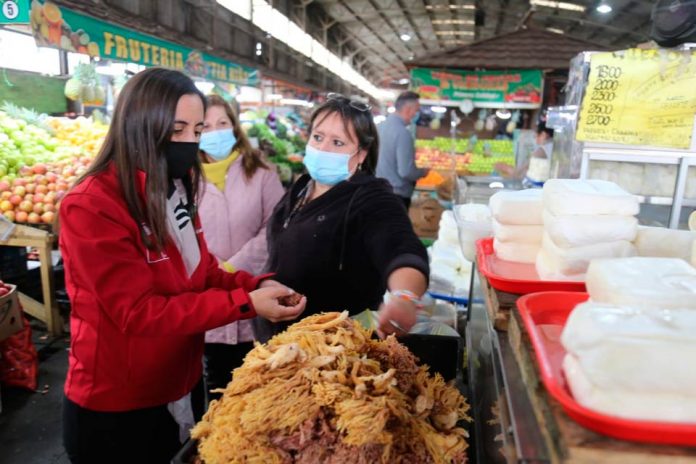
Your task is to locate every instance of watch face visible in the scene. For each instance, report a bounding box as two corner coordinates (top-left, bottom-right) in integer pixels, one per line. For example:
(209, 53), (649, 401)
(459, 100), (474, 114)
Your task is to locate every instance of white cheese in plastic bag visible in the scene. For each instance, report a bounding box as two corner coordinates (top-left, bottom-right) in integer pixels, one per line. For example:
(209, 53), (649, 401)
(493, 238), (540, 264)
(586, 257), (696, 309)
(535, 248), (585, 281)
(492, 219), (543, 244)
(563, 354), (696, 423)
(562, 302), (696, 395)
(634, 226), (696, 261)
(543, 179), (639, 216)
(488, 189), (543, 225)
(541, 232), (636, 275)
(543, 210), (638, 248)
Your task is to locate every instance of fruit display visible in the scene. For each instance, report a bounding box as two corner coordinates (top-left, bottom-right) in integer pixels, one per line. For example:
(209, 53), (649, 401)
(246, 116), (307, 183)
(64, 63), (106, 106)
(0, 104), (107, 225)
(415, 138), (515, 175)
(31, 1), (101, 57)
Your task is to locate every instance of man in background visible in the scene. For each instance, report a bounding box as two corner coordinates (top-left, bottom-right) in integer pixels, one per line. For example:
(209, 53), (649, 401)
(377, 91), (428, 209)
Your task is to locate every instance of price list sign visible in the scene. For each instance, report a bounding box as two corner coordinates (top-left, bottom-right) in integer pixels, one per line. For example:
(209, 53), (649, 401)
(577, 49), (696, 150)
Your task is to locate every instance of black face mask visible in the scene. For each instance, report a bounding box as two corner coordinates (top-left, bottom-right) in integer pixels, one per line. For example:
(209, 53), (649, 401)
(165, 141), (199, 179)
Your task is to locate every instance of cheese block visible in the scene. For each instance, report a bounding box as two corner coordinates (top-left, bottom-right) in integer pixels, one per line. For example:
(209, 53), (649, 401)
(562, 302), (696, 394)
(543, 209), (638, 248)
(586, 257), (696, 309)
(634, 226), (696, 261)
(563, 354), (696, 423)
(541, 232), (636, 275)
(543, 179), (639, 216)
(492, 218), (543, 244)
(488, 189), (543, 225)
(493, 238), (540, 264)
(535, 248), (585, 281)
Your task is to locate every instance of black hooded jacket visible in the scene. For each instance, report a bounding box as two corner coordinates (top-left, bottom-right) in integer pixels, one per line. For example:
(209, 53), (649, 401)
(255, 172), (429, 341)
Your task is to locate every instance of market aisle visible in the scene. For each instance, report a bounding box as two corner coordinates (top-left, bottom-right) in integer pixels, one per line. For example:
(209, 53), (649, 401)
(0, 322), (70, 464)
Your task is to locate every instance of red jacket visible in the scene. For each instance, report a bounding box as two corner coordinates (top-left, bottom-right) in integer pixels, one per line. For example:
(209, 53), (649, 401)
(59, 165), (265, 411)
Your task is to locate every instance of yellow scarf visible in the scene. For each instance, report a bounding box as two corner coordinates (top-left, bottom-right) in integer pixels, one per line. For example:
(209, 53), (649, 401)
(202, 150), (240, 192)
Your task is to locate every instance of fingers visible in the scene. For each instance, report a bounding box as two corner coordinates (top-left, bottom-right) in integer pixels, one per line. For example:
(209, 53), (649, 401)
(264, 296), (306, 323)
(265, 285), (294, 299)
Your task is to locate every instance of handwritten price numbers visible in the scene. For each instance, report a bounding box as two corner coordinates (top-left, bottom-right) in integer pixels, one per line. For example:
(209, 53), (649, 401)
(585, 65), (622, 126)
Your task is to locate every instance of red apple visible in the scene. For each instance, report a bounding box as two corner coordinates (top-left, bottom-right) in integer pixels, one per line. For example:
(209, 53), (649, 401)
(33, 174), (47, 185)
(12, 186), (26, 197)
(32, 163), (47, 175)
(33, 193), (45, 203)
(35, 185), (48, 194)
(18, 201), (33, 213)
(9, 195), (22, 206)
(3, 210), (15, 222)
(0, 191), (11, 201)
(15, 211), (28, 222)
(32, 203), (44, 215)
(62, 167), (75, 177)
(56, 182), (69, 192)
(43, 203), (55, 213)
(40, 211), (54, 224)
(27, 212), (41, 224)
(24, 194), (33, 204)
(0, 200), (12, 212)
(0, 180), (10, 191)
(45, 172), (58, 183)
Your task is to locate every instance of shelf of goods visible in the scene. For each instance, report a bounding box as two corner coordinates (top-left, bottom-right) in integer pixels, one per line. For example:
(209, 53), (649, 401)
(467, 268), (696, 463)
(416, 138), (515, 176)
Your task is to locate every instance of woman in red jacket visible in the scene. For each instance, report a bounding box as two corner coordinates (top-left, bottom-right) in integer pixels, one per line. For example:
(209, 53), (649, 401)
(59, 68), (305, 464)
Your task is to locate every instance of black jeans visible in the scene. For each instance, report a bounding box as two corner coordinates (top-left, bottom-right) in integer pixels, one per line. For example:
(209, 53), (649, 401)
(204, 342), (254, 404)
(63, 396), (181, 464)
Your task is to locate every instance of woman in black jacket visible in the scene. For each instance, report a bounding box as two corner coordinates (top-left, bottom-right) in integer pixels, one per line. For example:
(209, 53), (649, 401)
(257, 94), (429, 341)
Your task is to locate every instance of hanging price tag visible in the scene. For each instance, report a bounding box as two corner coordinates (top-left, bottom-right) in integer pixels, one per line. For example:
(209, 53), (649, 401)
(1, 0), (30, 24)
(577, 49), (696, 150)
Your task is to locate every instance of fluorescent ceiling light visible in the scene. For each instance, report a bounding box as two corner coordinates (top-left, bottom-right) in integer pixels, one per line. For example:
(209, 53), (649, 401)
(425, 5), (476, 10)
(431, 106), (447, 113)
(431, 19), (475, 25)
(400, 33), (412, 41)
(195, 81), (215, 94)
(530, 0), (586, 12)
(435, 31), (475, 35)
(398, 78), (410, 85)
(280, 98), (313, 107)
(596, 4), (612, 13)
(255, 50), (262, 56)
(546, 27), (565, 34)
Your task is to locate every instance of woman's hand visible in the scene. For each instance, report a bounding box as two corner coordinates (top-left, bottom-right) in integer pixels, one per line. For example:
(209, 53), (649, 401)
(376, 297), (417, 338)
(249, 286), (306, 323)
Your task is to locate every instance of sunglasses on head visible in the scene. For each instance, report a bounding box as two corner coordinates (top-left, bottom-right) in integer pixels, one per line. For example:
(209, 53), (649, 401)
(326, 93), (372, 112)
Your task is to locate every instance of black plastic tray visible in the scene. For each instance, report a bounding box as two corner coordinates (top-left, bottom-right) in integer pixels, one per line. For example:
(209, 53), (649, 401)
(172, 334), (465, 464)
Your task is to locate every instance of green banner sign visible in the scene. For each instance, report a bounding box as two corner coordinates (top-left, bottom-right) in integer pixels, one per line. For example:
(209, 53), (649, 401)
(1, 0), (30, 24)
(410, 68), (543, 108)
(29, 1), (259, 86)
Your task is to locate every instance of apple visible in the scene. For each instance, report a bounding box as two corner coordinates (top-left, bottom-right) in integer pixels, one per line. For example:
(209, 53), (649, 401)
(24, 194), (34, 204)
(15, 211), (28, 222)
(56, 182), (69, 192)
(0, 200), (12, 212)
(12, 178), (27, 187)
(33, 193), (45, 203)
(47, 183), (57, 192)
(35, 185), (48, 194)
(9, 195), (21, 206)
(3, 210), (15, 222)
(32, 163), (47, 175)
(40, 211), (54, 224)
(18, 201), (33, 213)
(43, 203), (55, 213)
(62, 167), (75, 177)
(45, 172), (58, 183)
(34, 175), (47, 185)
(25, 183), (36, 194)
(0, 191), (11, 201)
(27, 212), (41, 224)
(54, 191), (66, 202)
(32, 203), (44, 215)
(0, 180), (9, 191)
(12, 186), (26, 197)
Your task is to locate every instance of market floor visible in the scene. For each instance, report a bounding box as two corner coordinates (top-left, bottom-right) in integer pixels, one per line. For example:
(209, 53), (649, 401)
(0, 321), (71, 464)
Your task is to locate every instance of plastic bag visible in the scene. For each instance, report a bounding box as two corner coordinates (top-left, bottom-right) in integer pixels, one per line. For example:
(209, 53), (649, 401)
(0, 316), (38, 390)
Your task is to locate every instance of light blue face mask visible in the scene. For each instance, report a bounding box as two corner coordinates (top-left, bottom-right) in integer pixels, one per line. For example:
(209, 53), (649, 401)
(199, 129), (237, 161)
(303, 145), (356, 186)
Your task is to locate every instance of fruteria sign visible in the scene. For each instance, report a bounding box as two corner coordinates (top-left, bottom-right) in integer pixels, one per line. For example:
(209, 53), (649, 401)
(29, 1), (259, 86)
(410, 68), (543, 109)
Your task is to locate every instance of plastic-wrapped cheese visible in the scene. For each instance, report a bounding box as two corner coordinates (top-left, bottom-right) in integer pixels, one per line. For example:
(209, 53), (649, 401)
(543, 210), (638, 248)
(535, 248), (585, 282)
(493, 238), (540, 264)
(586, 257), (696, 309)
(492, 219), (543, 244)
(541, 233), (636, 275)
(489, 189), (543, 225)
(562, 302), (696, 395)
(563, 354), (696, 423)
(634, 226), (696, 261)
(543, 179), (639, 216)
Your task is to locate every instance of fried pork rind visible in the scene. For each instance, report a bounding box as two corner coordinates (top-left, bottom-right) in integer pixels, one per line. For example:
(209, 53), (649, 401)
(192, 311), (471, 463)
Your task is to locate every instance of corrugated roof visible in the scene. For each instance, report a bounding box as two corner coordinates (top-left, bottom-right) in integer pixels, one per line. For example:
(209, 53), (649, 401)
(409, 28), (609, 70)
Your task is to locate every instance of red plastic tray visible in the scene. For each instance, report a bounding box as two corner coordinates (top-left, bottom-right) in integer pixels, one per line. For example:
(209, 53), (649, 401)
(517, 291), (696, 446)
(476, 237), (586, 294)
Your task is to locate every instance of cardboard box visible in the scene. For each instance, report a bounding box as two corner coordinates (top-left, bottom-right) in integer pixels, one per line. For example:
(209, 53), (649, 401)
(0, 284), (23, 342)
(409, 196), (444, 239)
